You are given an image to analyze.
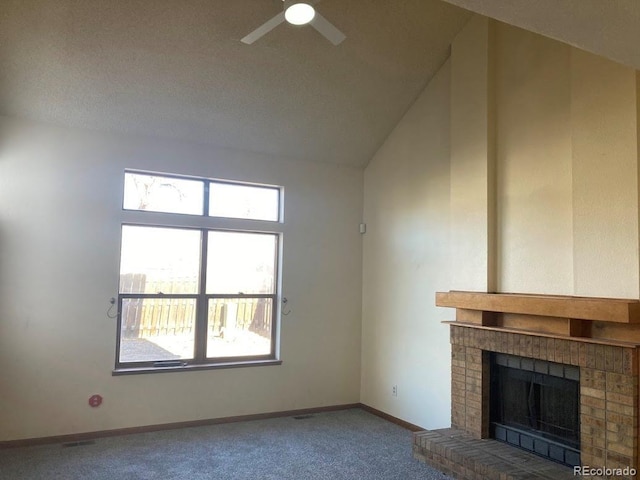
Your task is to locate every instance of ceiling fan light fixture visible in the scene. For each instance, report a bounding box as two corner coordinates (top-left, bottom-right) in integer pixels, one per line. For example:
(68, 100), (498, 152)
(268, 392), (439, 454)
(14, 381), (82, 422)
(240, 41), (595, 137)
(284, 2), (315, 26)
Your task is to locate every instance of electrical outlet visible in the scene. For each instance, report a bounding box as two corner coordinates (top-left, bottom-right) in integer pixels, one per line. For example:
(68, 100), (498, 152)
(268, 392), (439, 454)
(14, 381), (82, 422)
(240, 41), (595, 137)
(392, 385), (397, 397)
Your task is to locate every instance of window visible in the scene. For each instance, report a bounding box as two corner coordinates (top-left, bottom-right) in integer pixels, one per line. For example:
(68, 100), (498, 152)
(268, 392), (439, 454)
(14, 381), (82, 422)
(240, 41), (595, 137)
(115, 171), (282, 373)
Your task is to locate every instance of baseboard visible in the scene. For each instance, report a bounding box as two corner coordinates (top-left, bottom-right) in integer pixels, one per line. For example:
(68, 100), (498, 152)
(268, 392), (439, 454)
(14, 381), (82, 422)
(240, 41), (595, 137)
(0, 403), (361, 449)
(358, 403), (425, 432)
(0, 402), (425, 448)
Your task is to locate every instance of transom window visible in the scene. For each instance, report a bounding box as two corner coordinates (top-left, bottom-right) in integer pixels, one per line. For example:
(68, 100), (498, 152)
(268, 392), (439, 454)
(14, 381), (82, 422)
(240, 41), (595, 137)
(115, 171), (282, 373)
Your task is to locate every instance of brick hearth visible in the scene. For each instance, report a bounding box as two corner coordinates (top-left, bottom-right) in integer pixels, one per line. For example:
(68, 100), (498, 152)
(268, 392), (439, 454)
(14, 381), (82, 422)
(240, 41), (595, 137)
(414, 428), (577, 480)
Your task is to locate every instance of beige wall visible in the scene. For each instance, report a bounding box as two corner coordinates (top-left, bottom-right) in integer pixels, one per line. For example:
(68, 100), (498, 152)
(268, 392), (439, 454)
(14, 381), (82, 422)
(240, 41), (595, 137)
(361, 17), (640, 429)
(361, 60), (452, 429)
(450, 15), (496, 292)
(495, 24), (575, 294)
(449, 17), (640, 299)
(495, 22), (640, 297)
(570, 50), (639, 298)
(0, 117), (363, 441)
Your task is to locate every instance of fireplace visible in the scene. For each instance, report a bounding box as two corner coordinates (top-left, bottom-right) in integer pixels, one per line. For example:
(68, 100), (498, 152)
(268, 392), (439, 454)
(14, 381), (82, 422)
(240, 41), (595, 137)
(490, 353), (580, 467)
(413, 292), (640, 480)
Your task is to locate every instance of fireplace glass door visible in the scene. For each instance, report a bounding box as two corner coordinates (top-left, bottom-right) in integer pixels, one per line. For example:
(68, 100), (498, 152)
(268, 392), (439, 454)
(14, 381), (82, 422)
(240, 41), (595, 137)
(490, 353), (580, 467)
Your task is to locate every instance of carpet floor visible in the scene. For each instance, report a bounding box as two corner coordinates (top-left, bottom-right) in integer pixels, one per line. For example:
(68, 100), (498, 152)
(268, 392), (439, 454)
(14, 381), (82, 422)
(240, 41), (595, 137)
(0, 408), (452, 480)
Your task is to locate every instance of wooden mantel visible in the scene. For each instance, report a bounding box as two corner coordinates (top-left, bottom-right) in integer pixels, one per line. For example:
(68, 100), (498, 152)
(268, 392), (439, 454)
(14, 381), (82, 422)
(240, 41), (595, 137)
(436, 291), (640, 342)
(436, 291), (640, 323)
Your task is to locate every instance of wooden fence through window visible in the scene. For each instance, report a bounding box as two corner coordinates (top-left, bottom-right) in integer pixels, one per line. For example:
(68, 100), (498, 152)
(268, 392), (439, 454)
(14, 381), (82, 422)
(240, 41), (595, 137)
(119, 274), (272, 339)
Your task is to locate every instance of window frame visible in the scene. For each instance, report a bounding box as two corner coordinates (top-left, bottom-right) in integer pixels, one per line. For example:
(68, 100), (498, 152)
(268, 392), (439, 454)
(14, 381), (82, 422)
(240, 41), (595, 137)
(122, 170), (283, 222)
(114, 170), (283, 375)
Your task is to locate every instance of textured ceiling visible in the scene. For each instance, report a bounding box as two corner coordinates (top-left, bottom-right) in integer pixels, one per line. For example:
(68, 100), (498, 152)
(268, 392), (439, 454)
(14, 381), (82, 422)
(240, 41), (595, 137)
(2, 1), (639, 168)
(0, 0), (471, 167)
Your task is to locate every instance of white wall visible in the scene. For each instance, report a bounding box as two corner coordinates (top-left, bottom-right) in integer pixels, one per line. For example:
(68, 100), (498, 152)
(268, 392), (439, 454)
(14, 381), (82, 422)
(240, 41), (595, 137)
(495, 23), (640, 297)
(361, 16), (640, 430)
(361, 61), (452, 429)
(495, 24), (575, 294)
(0, 117), (363, 441)
(570, 49), (639, 298)
(450, 15), (495, 292)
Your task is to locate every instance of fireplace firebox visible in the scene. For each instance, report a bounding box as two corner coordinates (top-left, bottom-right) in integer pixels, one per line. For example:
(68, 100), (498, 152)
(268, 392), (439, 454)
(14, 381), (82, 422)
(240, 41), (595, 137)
(490, 353), (580, 467)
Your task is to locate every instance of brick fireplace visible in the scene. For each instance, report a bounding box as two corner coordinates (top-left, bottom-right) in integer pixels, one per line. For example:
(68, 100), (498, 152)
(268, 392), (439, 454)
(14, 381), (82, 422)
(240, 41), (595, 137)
(414, 292), (640, 480)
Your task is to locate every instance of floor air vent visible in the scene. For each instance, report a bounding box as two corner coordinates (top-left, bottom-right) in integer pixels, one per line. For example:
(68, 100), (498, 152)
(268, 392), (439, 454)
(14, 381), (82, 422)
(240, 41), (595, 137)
(62, 440), (96, 448)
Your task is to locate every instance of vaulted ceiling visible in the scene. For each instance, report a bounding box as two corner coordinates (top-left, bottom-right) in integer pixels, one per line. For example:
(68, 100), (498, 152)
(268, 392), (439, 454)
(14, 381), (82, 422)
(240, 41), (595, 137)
(1, 1), (638, 168)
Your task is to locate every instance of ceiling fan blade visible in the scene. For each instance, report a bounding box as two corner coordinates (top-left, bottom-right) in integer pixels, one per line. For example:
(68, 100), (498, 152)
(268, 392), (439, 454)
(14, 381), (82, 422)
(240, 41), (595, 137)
(310, 12), (346, 46)
(241, 12), (286, 44)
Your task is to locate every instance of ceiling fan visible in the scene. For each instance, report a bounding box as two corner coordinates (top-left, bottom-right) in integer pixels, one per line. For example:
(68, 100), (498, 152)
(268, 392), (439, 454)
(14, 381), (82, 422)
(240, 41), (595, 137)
(241, 0), (346, 46)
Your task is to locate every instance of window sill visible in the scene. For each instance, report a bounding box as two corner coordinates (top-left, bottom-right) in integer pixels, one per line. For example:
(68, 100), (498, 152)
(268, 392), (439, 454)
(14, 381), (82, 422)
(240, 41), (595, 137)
(112, 359), (282, 376)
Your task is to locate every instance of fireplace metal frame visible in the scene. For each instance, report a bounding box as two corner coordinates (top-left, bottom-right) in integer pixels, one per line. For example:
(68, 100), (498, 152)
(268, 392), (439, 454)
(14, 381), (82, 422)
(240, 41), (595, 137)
(490, 352), (581, 467)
